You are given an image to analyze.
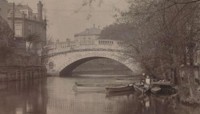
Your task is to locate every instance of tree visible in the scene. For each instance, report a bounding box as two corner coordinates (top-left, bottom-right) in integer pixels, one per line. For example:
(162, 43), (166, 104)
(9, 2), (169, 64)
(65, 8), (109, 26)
(0, 16), (14, 65)
(97, 0), (200, 80)
(80, 0), (200, 79)
(0, 16), (14, 46)
(119, 0), (200, 79)
(100, 22), (158, 77)
(26, 33), (41, 53)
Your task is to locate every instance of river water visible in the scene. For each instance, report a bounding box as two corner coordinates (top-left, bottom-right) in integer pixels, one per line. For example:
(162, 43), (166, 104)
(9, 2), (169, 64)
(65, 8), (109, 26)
(0, 76), (200, 114)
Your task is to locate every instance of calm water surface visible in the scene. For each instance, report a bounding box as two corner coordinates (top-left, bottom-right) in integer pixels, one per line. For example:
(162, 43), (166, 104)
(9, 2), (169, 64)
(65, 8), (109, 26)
(0, 76), (200, 114)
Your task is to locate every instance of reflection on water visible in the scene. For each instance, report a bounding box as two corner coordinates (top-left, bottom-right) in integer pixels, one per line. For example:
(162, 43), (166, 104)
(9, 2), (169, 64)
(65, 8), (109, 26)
(0, 79), (47, 114)
(0, 76), (200, 114)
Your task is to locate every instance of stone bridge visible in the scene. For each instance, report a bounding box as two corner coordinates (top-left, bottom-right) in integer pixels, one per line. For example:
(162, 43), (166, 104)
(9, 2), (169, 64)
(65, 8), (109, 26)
(44, 39), (142, 76)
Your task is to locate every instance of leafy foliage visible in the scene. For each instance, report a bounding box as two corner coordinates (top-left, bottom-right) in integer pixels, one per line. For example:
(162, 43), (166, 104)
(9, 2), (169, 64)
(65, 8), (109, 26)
(0, 16), (14, 64)
(99, 0), (200, 80)
(0, 16), (14, 46)
(26, 33), (41, 52)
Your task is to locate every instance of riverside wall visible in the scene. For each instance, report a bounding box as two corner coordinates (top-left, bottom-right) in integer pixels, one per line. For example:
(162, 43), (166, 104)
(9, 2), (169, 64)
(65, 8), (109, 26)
(0, 66), (46, 82)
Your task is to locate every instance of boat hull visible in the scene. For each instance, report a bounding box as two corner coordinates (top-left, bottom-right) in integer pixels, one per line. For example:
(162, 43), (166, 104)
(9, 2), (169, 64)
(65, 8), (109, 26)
(106, 85), (134, 94)
(151, 86), (161, 94)
(73, 85), (105, 93)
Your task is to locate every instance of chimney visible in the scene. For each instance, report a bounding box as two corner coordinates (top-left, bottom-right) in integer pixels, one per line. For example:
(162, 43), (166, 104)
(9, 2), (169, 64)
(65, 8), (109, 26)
(37, 1), (43, 21)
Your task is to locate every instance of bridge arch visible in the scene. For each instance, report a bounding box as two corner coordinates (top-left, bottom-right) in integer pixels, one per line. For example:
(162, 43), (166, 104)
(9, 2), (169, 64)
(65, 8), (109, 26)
(46, 51), (142, 76)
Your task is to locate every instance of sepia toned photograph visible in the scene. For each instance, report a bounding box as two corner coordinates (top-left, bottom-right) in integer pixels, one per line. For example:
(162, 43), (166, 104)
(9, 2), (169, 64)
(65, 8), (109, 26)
(0, 0), (200, 114)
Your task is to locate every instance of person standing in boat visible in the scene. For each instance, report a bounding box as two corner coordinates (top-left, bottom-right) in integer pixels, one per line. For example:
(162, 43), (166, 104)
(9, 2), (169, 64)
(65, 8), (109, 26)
(141, 73), (146, 85)
(144, 75), (151, 90)
(145, 75), (151, 85)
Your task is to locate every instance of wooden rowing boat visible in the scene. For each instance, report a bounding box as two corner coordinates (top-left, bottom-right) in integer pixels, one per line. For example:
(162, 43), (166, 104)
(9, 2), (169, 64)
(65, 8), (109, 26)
(106, 84), (134, 93)
(106, 90), (134, 98)
(133, 84), (150, 93)
(151, 86), (161, 94)
(73, 85), (105, 93)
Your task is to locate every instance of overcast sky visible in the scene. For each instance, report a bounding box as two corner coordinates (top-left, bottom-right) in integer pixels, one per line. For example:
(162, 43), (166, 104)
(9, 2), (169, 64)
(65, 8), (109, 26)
(8, 0), (128, 41)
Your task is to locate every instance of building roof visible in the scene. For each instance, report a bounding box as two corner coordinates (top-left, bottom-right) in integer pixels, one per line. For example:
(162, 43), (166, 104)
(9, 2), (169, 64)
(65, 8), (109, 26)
(16, 4), (33, 12)
(7, 3), (40, 21)
(8, 4), (31, 18)
(74, 26), (101, 37)
(8, 3), (32, 11)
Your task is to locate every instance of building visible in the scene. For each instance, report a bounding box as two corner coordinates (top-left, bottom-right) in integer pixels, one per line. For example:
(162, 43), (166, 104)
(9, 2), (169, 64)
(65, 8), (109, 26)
(1, 0), (47, 66)
(7, 1), (47, 53)
(74, 25), (101, 45)
(73, 25), (124, 47)
(0, 0), (9, 21)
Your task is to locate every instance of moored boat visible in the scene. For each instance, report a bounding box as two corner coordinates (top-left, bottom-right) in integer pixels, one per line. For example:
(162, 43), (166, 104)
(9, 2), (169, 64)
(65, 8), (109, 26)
(74, 82), (124, 87)
(106, 84), (134, 94)
(151, 86), (161, 94)
(134, 84), (149, 93)
(106, 90), (134, 98)
(151, 80), (171, 86)
(73, 85), (105, 93)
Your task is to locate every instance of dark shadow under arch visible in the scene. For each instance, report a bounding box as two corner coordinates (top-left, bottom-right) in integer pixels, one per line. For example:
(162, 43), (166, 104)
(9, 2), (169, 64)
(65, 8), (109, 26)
(60, 57), (102, 76)
(59, 57), (132, 77)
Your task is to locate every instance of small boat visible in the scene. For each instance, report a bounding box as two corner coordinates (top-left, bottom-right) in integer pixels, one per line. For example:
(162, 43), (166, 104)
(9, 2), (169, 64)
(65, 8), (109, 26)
(134, 84), (149, 93)
(106, 84), (134, 94)
(73, 85), (105, 93)
(74, 82), (95, 86)
(106, 90), (134, 98)
(152, 80), (171, 86)
(151, 86), (161, 94)
(75, 82), (125, 87)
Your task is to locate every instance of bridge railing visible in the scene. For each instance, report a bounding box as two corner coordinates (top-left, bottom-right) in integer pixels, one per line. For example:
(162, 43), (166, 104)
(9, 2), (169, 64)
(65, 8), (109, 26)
(46, 39), (129, 55)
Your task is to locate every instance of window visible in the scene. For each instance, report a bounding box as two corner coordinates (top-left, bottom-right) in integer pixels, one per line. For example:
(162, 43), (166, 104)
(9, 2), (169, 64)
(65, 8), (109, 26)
(15, 23), (23, 37)
(49, 62), (54, 69)
(28, 24), (32, 33)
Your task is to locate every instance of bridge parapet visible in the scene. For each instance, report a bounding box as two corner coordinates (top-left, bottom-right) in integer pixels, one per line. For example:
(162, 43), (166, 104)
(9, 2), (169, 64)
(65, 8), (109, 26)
(46, 39), (129, 56)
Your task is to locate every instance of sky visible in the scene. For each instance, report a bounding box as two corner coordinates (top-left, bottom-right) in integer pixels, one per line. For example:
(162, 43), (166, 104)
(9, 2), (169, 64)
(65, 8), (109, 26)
(8, 0), (128, 41)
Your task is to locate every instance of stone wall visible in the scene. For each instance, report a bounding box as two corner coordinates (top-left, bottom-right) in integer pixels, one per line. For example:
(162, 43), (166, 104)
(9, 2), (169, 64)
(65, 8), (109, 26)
(0, 66), (46, 82)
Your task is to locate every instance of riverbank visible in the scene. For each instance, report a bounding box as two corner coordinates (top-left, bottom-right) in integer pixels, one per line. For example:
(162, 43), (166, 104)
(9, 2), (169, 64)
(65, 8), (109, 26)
(0, 66), (46, 82)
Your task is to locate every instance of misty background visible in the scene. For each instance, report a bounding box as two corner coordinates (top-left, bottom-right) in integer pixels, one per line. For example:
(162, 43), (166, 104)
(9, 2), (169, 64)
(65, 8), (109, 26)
(8, 0), (128, 41)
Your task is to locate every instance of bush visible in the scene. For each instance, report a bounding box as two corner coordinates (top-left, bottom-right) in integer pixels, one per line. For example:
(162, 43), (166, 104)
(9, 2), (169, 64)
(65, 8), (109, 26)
(0, 16), (14, 65)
